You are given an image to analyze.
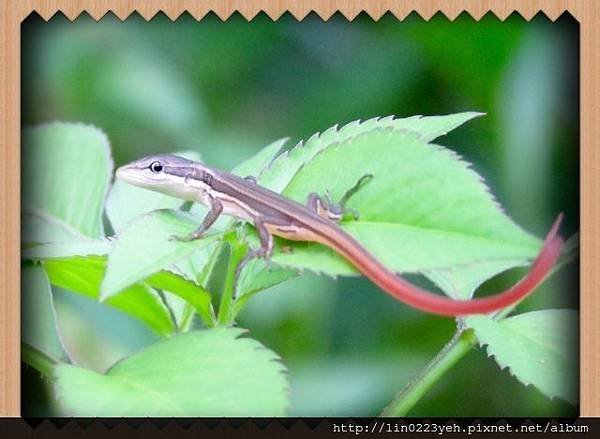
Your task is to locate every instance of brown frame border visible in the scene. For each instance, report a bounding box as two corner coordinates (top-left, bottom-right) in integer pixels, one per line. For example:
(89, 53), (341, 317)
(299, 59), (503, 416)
(1, 0), (597, 417)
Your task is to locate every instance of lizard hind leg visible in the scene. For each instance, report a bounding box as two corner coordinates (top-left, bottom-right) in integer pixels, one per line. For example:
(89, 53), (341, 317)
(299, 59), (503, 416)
(234, 217), (275, 288)
(306, 192), (339, 221)
(305, 173), (373, 222)
(338, 174), (373, 208)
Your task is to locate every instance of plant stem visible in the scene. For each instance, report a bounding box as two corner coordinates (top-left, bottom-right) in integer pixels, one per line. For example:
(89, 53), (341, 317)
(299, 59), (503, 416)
(21, 342), (59, 378)
(217, 238), (248, 325)
(381, 328), (476, 417)
(381, 233), (576, 416)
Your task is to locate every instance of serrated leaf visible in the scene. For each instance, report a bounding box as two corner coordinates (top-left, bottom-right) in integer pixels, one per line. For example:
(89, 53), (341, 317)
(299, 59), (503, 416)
(44, 256), (174, 336)
(53, 328), (289, 416)
(22, 123), (113, 239)
(424, 259), (530, 300)
(271, 129), (539, 285)
(106, 150), (202, 233)
(236, 258), (298, 298)
(101, 210), (223, 300)
(402, 112), (484, 142)
(231, 137), (289, 179)
(145, 270), (215, 327)
(465, 310), (578, 405)
(259, 112), (482, 193)
(22, 265), (68, 362)
(232, 259), (299, 319)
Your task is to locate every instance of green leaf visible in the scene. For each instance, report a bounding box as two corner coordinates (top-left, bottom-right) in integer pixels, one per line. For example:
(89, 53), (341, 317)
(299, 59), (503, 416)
(22, 210), (82, 244)
(22, 265), (68, 362)
(236, 258), (298, 298)
(23, 123), (113, 239)
(231, 137), (289, 179)
(163, 296), (194, 333)
(22, 239), (111, 260)
(259, 112), (482, 192)
(106, 181), (185, 234)
(170, 242), (221, 285)
(227, 112), (494, 309)
(401, 112), (485, 142)
(145, 270), (215, 327)
(232, 258), (299, 319)
(106, 150), (202, 233)
(53, 328), (289, 416)
(423, 259), (530, 300)
(273, 129), (540, 282)
(101, 210), (223, 301)
(44, 256), (174, 336)
(465, 310), (578, 405)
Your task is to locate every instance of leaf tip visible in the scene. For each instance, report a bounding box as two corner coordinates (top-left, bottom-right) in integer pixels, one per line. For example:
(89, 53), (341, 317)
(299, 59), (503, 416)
(98, 281), (114, 303)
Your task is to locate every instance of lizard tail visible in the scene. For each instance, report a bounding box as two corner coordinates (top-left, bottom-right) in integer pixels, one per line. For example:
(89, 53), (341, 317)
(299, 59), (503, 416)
(320, 214), (565, 316)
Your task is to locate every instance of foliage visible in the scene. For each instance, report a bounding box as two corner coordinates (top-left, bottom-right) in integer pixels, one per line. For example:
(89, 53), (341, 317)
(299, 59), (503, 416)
(22, 14), (579, 417)
(21, 115), (577, 416)
(465, 310), (578, 405)
(53, 328), (288, 416)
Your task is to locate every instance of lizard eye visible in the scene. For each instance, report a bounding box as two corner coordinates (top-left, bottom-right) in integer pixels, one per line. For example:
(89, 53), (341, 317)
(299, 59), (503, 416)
(149, 161), (163, 173)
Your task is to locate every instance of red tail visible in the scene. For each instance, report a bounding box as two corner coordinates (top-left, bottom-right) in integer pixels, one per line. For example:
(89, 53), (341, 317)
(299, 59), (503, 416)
(324, 214), (565, 316)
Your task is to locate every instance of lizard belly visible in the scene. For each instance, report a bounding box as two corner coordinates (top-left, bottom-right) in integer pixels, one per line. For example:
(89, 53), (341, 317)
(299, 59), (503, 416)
(218, 197), (257, 222)
(265, 223), (319, 241)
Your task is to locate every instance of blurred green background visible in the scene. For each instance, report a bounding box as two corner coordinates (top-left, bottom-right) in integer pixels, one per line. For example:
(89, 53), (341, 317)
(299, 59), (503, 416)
(22, 12), (579, 417)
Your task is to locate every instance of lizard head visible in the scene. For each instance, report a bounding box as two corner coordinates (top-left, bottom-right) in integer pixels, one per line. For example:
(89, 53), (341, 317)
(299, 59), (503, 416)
(116, 154), (215, 201)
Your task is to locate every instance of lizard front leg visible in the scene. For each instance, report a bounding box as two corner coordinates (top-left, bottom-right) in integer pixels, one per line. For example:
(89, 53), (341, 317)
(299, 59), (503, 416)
(170, 195), (223, 242)
(235, 216), (275, 281)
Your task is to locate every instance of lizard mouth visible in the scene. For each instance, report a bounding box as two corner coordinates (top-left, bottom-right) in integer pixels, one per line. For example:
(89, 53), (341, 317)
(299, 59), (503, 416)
(115, 165), (148, 186)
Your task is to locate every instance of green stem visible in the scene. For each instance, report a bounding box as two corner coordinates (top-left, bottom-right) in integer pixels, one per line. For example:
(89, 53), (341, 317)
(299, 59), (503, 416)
(381, 328), (476, 417)
(21, 342), (58, 378)
(381, 233), (577, 416)
(178, 302), (196, 332)
(217, 238), (248, 325)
